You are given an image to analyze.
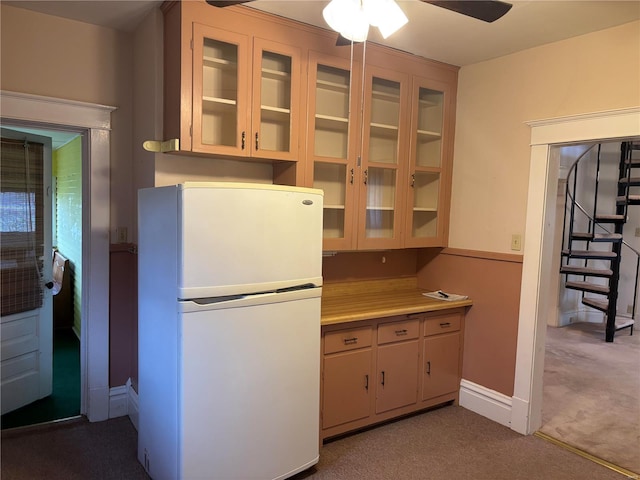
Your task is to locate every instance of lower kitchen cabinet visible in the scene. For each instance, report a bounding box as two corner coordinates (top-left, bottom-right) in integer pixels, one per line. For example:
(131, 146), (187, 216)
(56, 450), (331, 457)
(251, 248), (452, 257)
(422, 313), (462, 401)
(322, 351), (372, 429)
(320, 309), (464, 441)
(321, 325), (373, 431)
(375, 318), (420, 414)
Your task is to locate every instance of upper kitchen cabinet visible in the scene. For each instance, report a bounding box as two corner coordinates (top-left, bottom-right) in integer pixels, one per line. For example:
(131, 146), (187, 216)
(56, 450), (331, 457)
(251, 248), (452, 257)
(357, 65), (410, 250)
(306, 51), (362, 251)
(163, 2), (304, 166)
(191, 24), (250, 156)
(404, 76), (456, 247)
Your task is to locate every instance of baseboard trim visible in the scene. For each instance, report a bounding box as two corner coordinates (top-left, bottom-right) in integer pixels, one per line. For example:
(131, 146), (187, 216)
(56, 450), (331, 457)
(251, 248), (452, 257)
(109, 384), (129, 419)
(107, 379), (139, 430)
(127, 378), (139, 431)
(459, 379), (512, 428)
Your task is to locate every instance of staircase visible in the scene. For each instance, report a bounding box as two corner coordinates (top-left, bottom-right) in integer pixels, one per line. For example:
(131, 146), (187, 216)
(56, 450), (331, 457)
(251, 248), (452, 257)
(561, 141), (640, 342)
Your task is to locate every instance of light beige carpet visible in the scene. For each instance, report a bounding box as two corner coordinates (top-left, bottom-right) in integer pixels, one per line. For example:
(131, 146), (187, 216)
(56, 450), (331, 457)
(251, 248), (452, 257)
(541, 321), (640, 474)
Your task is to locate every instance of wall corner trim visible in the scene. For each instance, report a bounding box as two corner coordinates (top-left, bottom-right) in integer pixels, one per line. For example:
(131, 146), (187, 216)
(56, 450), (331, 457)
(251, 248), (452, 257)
(459, 379), (512, 429)
(128, 378), (139, 431)
(109, 384), (129, 419)
(107, 378), (139, 431)
(510, 395), (531, 435)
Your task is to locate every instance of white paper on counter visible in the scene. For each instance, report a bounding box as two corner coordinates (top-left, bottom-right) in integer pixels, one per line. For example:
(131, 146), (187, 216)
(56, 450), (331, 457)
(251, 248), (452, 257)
(423, 291), (468, 302)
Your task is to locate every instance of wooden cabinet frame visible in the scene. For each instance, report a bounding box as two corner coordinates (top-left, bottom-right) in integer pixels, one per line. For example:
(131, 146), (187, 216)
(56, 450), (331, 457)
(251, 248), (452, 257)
(404, 76), (456, 247)
(306, 51), (363, 251)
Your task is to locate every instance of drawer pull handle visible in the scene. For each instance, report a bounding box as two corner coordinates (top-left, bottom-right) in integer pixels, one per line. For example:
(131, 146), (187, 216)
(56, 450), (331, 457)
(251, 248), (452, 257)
(395, 329), (408, 336)
(343, 337), (358, 345)
(241, 131), (246, 150)
(365, 374), (369, 391)
(381, 370), (385, 387)
(440, 322), (451, 328)
(426, 361), (431, 375)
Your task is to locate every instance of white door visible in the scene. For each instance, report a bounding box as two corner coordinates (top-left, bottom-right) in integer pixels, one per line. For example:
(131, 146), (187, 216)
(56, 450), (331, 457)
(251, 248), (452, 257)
(0, 128), (53, 415)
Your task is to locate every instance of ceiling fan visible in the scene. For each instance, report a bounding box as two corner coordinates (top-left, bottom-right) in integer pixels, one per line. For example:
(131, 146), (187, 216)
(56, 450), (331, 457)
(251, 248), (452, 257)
(206, 0), (513, 24)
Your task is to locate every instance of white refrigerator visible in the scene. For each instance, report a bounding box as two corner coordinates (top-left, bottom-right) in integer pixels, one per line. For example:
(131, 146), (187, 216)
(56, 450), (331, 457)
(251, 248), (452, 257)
(137, 182), (323, 480)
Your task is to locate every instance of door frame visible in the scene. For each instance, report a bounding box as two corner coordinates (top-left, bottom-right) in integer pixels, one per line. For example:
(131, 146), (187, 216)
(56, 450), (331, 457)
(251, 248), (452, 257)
(511, 106), (640, 435)
(1, 90), (116, 422)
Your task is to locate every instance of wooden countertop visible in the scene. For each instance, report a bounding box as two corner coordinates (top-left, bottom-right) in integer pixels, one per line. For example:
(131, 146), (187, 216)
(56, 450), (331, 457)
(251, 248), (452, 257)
(321, 277), (473, 326)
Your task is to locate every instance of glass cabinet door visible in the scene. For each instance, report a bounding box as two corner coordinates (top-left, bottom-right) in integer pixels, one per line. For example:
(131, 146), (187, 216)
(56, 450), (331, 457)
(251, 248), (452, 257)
(406, 77), (450, 247)
(192, 24), (250, 155)
(252, 38), (301, 161)
(359, 68), (408, 249)
(307, 52), (360, 250)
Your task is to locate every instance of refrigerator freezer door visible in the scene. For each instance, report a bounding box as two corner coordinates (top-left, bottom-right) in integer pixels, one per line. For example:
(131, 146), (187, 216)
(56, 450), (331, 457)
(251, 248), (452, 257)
(178, 183), (323, 299)
(179, 295), (320, 480)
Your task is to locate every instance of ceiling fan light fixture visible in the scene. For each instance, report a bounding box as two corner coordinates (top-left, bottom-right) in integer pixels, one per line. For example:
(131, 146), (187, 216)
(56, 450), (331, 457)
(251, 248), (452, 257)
(322, 0), (350, 34)
(374, 0), (408, 38)
(323, 0), (367, 38)
(341, 4), (371, 42)
(323, 0), (406, 42)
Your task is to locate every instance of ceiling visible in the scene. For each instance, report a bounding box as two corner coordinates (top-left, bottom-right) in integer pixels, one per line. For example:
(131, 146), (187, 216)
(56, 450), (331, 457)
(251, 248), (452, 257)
(4, 1), (640, 66)
(3, 125), (80, 150)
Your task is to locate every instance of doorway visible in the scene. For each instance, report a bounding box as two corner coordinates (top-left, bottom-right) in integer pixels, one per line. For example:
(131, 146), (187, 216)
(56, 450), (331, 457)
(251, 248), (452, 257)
(1, 90), (114, 422)
(1, 126), (83, 429)
(511, 107), (640, 437)
(537, 140), (640, 473)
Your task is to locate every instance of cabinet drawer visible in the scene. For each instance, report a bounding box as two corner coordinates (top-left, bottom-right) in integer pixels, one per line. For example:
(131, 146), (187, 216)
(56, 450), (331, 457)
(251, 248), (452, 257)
(378, 319), (420, 345)
(324, 327), (373, 354)
(424, 315), (461, 336)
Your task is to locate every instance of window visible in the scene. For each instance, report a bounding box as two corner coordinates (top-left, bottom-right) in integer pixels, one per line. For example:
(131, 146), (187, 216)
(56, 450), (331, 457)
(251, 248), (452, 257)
(1, 137), (44, 316)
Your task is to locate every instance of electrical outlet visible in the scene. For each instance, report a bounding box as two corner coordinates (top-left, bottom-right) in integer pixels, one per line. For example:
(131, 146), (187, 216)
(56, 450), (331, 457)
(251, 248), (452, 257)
(511, 234), (522, 251)
(116, 227), (128, 243)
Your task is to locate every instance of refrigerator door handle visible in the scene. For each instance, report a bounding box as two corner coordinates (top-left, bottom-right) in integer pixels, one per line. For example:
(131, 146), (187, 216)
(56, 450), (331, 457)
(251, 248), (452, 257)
(181, 286), (322, 313)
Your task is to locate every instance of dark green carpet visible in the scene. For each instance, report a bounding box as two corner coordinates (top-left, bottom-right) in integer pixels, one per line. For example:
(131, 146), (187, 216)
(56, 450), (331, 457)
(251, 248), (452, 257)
(1, 329), (80, 429)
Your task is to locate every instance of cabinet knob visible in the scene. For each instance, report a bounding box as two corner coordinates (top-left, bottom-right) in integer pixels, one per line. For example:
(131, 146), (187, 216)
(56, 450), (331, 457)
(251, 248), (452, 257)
(439, 322), (451, 328)
(343, 337), (358, 345)
(350, 168), (354, 185)
(241, 131), (246, 150)
(381, 370), (385, 387)
(395, 329), (408, 336)
(255, 132), (259, 150)
(411, 173), (415, 187)
(363, 169), (368, 185)
(364, 374), (369, 391)
(426, 361), (431, 375)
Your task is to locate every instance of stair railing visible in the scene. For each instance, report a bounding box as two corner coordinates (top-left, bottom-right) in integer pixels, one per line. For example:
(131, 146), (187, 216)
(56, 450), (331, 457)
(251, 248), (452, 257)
(562, 144), (600, 264)
(562, 143), (639, 337)
(564, 195), (640, 325)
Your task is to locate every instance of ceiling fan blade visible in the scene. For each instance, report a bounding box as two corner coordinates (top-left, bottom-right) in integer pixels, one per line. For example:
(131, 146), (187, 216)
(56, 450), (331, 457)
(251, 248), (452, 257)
(423, 1), (512, 23)
(206, 1), (253, 7)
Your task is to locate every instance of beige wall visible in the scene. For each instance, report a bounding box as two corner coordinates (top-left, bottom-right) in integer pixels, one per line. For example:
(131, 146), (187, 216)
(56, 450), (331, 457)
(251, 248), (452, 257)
(0, 4), (134, 243)
(450, 20), (640, 253)
(417, 249), (522, 396)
